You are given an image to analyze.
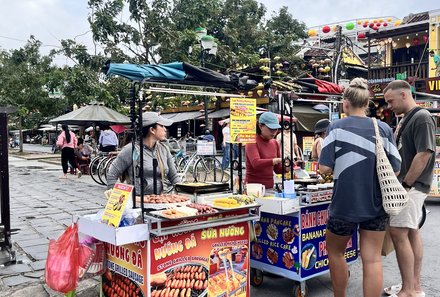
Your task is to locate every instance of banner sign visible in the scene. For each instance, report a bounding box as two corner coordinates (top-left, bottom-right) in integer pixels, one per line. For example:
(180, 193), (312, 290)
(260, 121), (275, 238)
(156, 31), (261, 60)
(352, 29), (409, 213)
(300, 204), (358, 278)
(230, 98), (256, 144)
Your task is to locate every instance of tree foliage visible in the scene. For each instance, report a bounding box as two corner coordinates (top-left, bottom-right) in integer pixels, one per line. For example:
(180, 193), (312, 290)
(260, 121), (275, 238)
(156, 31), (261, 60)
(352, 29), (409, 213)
(87, 0), (306, 72)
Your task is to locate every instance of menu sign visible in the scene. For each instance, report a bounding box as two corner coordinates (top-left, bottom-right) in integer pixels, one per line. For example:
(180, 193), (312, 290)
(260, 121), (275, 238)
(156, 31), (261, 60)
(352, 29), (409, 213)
(251, 213), (301, 275)
(230, 98), (257, 144)
(300, 204), (358, 278)
(101, 183), (134, 227)
(150, 222), (250, 297)
(103, 241), (149, 296)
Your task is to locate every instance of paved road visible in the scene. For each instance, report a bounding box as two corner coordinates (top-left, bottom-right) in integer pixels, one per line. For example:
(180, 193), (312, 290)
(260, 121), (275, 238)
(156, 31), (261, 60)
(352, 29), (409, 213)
(2, 149), (440, 296)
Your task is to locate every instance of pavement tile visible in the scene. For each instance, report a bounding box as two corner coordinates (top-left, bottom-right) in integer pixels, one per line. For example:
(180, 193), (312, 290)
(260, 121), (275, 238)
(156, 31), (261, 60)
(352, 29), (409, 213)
(21, 244), (48, 256)
(12, 233), (43, 241)
(29, 252), (47, 261)
(23, 270), (45, 279)
(14, 238), (49, 248)
(29, 260), (46, 271)
(0, 264), (33, 276)
(1, 275), (40, 287)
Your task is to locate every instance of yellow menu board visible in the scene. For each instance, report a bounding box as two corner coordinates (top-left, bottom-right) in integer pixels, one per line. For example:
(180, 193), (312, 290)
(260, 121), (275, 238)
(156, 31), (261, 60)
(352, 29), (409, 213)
(230, 97), (256, 144)
(101, 183), (134, 227)
(302, 136), (314, 157)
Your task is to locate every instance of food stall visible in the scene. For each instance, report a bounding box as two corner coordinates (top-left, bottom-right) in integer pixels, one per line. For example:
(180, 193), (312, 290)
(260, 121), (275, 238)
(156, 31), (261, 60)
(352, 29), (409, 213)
(248, 92), (357, 297)
(77, 62), (261, 297)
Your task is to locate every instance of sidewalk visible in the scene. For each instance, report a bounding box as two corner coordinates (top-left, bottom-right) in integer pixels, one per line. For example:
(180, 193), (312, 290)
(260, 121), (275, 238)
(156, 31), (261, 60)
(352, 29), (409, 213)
(1, 156), (107, 296)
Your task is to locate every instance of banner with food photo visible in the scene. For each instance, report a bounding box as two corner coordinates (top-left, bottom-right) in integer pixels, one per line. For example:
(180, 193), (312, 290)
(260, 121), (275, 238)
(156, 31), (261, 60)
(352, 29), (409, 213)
(150, 222), (250, 297)
(230, 98), (256, 144)
(251, 213), (301, 277)
(103, 241), (149, 297)
(300, 203), (358, 278)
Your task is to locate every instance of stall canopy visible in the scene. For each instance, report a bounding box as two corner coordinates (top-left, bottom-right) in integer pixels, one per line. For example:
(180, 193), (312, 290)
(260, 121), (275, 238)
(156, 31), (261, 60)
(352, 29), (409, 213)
(161, 111), (202, 123)
(292, 105), (329, 132)
(49, 104), (131, 126)
(104, 61), (257, 90)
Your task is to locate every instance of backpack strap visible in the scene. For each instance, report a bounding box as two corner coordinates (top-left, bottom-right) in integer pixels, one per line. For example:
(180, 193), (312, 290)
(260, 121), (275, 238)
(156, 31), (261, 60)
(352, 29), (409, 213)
(395, 107), (422, 146)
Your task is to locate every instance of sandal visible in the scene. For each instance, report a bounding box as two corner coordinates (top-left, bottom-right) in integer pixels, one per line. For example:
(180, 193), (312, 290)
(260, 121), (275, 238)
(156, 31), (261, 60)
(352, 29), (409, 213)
(59, 174), (67, 179)
(384, 283), (402, 295)
(416, 292), (425, 297)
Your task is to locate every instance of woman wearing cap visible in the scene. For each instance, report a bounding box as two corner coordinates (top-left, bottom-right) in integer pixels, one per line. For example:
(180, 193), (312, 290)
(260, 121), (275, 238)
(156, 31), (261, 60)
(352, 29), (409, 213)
(318, 78), (401, 297)
(311, 119), (330, 161)
(245, 112), (287, 189)
(107, 112), (180, 194)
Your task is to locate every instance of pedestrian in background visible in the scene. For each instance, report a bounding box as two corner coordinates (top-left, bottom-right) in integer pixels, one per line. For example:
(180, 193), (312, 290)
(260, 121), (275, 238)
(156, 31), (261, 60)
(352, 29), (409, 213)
(57, 124), (80, 179)
(99, 124), (118, 152)
(319, 78), (401, 297)
(222, 121), (232, 169)
(311, 119), (330, 161)
(383, 80), (435, 297)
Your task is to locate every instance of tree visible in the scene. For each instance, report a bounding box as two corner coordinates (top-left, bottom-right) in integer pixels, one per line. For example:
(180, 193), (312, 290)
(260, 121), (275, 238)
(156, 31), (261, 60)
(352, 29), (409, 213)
(86, 0), (306, 71)
(0, 37), (62, 151)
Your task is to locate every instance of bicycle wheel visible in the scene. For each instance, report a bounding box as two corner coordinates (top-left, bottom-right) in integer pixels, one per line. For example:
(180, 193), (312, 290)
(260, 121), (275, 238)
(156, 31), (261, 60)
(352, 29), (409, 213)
(90, 156), (106, 185)
(177, 155), (190, 172)
(194, 157), (224, 182)
(98, 156), (115, 185)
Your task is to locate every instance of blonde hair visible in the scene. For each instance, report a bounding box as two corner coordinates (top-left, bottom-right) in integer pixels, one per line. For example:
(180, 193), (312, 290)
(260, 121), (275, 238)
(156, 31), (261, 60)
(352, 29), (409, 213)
(343, 78), (370, 108)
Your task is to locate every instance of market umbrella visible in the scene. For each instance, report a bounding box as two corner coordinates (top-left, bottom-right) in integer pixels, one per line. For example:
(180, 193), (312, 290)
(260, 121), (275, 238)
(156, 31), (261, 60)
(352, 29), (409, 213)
(110, 124), (128, 134)
(49, 104), (131, 126)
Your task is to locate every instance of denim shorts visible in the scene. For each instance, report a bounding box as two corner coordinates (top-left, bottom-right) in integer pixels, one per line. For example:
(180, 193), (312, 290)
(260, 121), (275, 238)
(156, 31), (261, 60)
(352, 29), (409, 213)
(327, 215), (390, 236)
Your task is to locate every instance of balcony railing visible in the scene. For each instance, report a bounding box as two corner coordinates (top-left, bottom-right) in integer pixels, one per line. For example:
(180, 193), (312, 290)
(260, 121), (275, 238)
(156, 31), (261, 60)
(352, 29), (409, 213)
(368, 61), (429, 81)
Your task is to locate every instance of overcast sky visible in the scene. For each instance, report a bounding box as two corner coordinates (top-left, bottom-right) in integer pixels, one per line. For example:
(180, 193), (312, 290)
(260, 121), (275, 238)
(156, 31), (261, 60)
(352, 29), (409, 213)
(0, 0), (438, 64)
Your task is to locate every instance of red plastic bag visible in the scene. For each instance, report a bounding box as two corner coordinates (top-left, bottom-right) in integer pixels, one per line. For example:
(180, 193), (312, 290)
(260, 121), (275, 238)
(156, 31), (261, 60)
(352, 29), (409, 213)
(45, 224), (80, 293)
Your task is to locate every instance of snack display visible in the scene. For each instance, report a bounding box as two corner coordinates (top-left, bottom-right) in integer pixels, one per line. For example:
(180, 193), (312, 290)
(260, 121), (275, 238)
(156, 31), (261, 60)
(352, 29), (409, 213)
(301, 244), (316, 270)
(254, 222), (262, 237)
(208, 271), (246, 297)
(282, 251), (295, 269)
(102, 269), (143, 297)
(150, 264), (208, 297)
(138, 194), (190, 204)
(186, 203), (218, 215)
(282, 227), (295, 244)
(159, 209), (187, 219)
(251, 243), (263, 260)
(266, 224), (278, 240)
(212, 198), (240, 208)
(228, 195), (255, 205)
(266, 248), (278, 264)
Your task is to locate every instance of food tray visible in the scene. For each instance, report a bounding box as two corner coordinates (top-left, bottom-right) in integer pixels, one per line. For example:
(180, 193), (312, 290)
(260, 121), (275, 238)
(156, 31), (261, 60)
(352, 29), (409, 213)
(204, 201), (259, 211)
(149, 206), (198, 219)
(137, 199), (192, 210)
(175, 182), (229, 194)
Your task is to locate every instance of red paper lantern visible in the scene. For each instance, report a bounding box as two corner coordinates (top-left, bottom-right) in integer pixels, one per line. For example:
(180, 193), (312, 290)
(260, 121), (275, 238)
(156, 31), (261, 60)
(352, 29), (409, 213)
(423, 35), (429, 43)
(358, 32), (366, 39)
(363, 23), (368, 28)
(369, 23), (375, 28)
(372, 25), (378, 31)
(413, 37), (420, 46)
(383, 22), (388, 27)
(376, 22), (381, 27)
(322, 25), (331, 33)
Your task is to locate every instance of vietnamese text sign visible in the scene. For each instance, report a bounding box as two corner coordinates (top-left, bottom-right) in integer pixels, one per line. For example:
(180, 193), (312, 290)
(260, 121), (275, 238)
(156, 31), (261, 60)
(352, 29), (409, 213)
(230, 98), (256, 144)
(102, 183), (134, 227)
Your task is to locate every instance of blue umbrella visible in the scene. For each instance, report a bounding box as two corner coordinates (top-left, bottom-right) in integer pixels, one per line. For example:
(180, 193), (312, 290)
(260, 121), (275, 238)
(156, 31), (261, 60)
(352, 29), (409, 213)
(106, 62), (186, 81)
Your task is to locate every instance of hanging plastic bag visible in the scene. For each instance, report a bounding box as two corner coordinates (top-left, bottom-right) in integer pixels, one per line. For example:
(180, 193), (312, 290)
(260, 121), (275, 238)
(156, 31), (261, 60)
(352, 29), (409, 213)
(45, 223), (80, 293)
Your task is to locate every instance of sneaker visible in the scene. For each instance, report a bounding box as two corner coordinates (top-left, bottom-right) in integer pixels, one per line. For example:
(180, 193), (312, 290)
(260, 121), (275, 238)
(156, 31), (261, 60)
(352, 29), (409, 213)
(77, 171), (82, 178)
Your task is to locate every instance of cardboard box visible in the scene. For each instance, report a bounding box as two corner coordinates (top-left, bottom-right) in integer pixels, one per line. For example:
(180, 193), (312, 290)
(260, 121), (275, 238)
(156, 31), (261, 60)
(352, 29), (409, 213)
(255, 196), (300, 215)
(77, 215), (149, 246)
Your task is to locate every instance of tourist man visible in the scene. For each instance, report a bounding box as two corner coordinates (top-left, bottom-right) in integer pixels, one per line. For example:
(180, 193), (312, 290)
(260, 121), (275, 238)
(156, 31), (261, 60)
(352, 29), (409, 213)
(383, 80), (435, 297)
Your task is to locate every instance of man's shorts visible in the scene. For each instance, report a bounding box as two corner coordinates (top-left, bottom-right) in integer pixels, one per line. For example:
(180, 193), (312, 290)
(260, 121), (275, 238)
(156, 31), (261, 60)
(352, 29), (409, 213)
(390, 187), (427, 229)
(327, 215), (390, 237)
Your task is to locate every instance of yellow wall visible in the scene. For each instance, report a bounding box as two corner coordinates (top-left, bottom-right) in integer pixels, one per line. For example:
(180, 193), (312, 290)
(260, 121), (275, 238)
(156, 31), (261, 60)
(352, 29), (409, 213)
(429, 14), (440, 78)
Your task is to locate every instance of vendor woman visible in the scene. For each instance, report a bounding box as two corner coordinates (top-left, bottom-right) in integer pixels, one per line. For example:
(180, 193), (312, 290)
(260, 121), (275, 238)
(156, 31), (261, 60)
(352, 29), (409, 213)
(107, 112), (181, 194)
(245, 112), (288, 189)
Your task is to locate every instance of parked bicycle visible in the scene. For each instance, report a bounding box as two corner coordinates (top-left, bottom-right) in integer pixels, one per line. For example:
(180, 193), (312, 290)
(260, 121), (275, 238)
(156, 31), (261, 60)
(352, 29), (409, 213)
(89, 152), (118, 185)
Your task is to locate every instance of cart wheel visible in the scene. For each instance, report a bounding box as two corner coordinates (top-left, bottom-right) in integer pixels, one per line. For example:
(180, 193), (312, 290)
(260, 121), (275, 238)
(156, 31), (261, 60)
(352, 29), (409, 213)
(250, 268), (263, 287)
(292, 282), (308, 297)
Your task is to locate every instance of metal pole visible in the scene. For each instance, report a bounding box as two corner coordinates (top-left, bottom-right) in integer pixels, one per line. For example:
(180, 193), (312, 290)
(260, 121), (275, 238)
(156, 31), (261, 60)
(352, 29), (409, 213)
(281, 93), (285, 189)
(129, 83), (137, 208)
(238, 143), (243, 194)
(0, 112), (11, 250)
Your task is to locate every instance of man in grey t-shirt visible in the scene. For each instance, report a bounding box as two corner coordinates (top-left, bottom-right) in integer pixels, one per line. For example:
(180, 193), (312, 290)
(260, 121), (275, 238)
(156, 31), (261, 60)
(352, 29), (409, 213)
(383, 80), (435, 297)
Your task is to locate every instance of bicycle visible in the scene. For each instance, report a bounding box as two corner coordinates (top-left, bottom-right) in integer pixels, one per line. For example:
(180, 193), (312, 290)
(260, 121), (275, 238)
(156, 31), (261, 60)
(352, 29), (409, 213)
(90, 152), (118, 186)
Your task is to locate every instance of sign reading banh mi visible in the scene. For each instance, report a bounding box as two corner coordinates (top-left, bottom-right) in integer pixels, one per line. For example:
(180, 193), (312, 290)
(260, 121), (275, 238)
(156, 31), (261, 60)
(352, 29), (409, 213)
(426, 77), (440, 95)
